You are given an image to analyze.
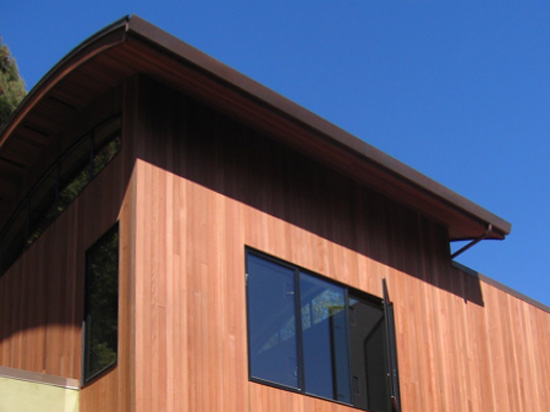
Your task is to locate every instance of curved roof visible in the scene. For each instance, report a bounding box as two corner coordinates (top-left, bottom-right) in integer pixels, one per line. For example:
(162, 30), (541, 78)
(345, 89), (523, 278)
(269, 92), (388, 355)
(0, 15), (511, 241)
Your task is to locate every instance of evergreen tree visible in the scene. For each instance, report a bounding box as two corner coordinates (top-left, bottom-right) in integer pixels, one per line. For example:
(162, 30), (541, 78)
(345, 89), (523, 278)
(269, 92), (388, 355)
(0, 36), (26, 129)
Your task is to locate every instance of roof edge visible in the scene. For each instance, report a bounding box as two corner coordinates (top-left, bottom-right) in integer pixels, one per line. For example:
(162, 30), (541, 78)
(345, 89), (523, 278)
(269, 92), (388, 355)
(0, 15), (512, 241)
(124, 15), (511, 239)
(0, 15), (130, 148)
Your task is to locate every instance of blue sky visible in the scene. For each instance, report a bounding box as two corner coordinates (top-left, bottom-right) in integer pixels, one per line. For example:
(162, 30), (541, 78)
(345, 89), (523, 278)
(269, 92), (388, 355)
(2, 1), (549, 306)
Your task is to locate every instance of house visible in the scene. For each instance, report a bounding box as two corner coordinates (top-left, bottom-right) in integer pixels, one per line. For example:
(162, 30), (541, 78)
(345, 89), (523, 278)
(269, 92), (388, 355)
(0, 15), (548, 412)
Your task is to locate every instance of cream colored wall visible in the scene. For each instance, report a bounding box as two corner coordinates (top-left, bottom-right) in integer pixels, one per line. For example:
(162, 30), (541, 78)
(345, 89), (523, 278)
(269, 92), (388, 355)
(0, 376), (78, 412)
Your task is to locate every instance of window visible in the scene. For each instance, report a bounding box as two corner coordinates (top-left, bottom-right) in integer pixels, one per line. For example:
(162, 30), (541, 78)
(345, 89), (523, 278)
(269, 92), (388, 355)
(246, 250), (401, 412)
(0, 116), (121, 274)
(83, 224), (119, 382)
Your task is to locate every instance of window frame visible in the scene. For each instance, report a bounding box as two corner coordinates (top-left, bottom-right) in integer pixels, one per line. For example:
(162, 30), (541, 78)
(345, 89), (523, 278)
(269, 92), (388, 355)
(245, 248), (401, 411)
(82, 223), (120, 384)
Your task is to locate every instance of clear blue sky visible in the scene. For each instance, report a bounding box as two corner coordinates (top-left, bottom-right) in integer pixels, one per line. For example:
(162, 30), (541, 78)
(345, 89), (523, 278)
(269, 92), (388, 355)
(2, 1), (549, 306)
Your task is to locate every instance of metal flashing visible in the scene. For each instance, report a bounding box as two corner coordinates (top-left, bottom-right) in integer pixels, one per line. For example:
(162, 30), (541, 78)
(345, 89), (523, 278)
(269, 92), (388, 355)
(0, 365), (80, 389)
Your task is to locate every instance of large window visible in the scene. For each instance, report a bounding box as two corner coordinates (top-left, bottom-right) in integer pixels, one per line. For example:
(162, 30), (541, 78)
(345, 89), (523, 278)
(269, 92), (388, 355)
(246, 250), (400, 412)
(83, 224), (119, 383)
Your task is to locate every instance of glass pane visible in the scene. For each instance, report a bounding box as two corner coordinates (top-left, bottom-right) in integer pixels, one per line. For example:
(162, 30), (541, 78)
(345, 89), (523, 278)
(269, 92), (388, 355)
(246, 253), (299, 389)
(1, 207), (27, 271)
(58, 137), (91, 214)
(85, 227), (119, 380)
(27, 171), (58, 247)
(93, 136), (121, 176)
(94, 116), (121, 149)
(348, 294), (388, 412)
(300, 272), (351, 403)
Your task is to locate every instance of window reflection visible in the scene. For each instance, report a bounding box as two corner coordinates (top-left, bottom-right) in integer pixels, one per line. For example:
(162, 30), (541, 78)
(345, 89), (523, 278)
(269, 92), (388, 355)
(0, 116), (121, 273)
(84, 225), (119, 381)
(300, 273), (351, 403)
(246, 250), (394, 412)
(246, 254), (299, 389)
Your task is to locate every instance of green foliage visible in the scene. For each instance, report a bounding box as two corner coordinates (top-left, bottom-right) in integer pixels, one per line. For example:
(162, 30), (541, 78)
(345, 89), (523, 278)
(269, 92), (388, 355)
(0, 36), (26, 129)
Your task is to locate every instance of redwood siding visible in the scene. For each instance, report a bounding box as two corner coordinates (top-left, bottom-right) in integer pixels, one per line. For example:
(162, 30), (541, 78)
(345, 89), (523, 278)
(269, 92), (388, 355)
(1, 75), (548, 412)
(129, 78), (550, 412)
(0, 87), (135, 412)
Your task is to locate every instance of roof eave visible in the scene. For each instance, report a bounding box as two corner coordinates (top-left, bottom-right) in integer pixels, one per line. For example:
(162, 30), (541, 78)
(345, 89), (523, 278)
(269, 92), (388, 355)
(124, 16), (511, 240)
(0, 15), (512, 242)
(0, 16), (129, 148)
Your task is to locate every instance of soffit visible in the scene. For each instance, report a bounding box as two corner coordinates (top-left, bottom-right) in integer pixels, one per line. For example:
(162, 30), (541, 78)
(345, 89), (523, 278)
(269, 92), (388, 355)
(0, 15), (511, 241)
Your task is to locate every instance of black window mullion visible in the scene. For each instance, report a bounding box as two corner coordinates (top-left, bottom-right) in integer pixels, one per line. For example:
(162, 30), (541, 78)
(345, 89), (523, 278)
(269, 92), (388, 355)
(294, 269), (306, 393)
(25, 200), (31, 241)
(382, 279), (401, 412)
(0, 233), (3, 273)
(343, 287), (353, 403)
(88, 132), (95, 180)
(83, 258), (92, 380)
(54, 165), (60, 216)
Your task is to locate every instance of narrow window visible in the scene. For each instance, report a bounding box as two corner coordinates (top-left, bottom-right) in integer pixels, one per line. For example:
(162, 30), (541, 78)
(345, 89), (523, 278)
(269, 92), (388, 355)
(246, 250), (400, 412)
(83, 224), (119, 382)
(348, 293), (388, 411)
(246, 253), (299, 389)
(300, 273), (351, 402)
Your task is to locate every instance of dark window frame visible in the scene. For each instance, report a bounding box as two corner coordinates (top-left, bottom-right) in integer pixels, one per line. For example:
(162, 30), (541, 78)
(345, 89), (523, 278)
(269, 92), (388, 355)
(245, 248), (401, 412)
(82, 223), (120, 384)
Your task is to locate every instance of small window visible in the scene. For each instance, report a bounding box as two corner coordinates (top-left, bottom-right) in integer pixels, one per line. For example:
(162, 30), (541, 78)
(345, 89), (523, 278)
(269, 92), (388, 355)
(246, 250), (401, 412)
(0, 116), (121, 274)
(83, 224), (119, 382)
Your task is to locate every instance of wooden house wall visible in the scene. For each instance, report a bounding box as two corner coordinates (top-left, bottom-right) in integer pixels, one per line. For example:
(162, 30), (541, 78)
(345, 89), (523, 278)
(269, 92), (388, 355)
(0, 88), (135, 412)
(129, 77), (550, 412)
(1, 73), (548, 412)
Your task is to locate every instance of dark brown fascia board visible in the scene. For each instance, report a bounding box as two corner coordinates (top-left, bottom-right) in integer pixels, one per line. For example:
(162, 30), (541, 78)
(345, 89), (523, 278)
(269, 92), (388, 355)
(0, 15), (511, 241)
(124, 15), (511, 239)
(0, 16), (129, 148)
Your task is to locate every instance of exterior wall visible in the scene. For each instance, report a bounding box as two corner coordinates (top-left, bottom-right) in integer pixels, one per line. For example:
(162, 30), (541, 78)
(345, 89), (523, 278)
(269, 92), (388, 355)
(0, 87), (135, 412)
(129, 77), (550, 412)
(0, 366), (79, 412)
(1, 73), (548, 412)
(78, 79), (138, 412)
(0, 377), (78, 412)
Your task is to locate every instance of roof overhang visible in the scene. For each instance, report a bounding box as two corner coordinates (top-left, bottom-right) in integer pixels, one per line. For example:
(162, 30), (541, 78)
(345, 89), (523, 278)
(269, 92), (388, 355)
(0, 15), (511, 241)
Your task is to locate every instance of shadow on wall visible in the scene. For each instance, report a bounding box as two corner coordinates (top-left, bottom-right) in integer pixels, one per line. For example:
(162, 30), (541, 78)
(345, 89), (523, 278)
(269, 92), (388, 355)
(0, 76), (485, 357)
(135, 77), (485, 307)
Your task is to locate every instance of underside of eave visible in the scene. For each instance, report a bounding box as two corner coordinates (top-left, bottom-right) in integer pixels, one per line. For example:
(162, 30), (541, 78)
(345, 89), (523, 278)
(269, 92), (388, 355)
(0, 20), (130, 228)
(0, 19), (129, 147)
(113, 35), (510, 242)
(0, 15), (511, 242)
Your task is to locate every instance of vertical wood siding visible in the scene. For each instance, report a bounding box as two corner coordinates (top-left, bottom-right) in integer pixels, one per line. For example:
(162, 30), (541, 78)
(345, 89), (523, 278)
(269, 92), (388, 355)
(128, 78), (550, 412)
(1, 76), (548, 412)
(0, 87), (135, 412)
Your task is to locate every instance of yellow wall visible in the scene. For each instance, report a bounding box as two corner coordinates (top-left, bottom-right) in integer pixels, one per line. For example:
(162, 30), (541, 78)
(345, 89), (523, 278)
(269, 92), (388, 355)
(0, 376), (78, 412)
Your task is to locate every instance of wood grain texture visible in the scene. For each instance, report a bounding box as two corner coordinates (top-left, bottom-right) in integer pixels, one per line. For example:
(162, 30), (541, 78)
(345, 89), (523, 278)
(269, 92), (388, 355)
(0, 147), (125, 379)
(1, 75), (548, 412)
(0, 87), (134, 411)
(127, 77), (550, 412)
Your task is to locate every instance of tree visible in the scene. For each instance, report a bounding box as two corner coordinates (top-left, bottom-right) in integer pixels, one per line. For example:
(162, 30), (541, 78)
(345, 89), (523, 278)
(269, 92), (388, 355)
(0, 36), (26, 129)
